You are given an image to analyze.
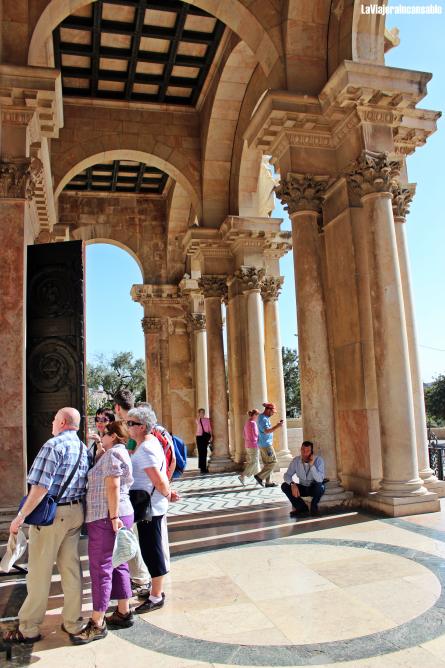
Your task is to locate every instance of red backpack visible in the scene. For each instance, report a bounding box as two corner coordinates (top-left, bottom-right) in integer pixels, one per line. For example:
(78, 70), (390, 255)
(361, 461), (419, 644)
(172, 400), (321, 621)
(151, 427), (173, 469)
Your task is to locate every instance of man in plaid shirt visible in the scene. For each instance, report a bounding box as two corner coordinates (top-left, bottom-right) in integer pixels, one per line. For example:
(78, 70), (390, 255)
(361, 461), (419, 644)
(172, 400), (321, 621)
(5, 407), (89, 644)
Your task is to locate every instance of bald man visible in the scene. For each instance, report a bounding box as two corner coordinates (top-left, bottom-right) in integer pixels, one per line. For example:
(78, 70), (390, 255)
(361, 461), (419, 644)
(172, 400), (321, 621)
(5, 407), (89, 644)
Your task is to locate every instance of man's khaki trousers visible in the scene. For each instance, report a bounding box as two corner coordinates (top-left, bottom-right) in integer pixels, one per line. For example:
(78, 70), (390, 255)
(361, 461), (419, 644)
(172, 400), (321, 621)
(19, 503), (84, 638)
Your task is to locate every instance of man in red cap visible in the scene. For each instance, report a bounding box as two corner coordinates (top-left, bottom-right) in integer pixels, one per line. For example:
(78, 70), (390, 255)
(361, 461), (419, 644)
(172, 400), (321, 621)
(254, 402), (283, 487)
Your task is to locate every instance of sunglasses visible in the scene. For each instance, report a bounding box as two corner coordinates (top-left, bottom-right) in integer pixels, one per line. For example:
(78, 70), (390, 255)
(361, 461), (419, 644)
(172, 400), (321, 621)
(126, 421), (142, 427)
(95, 417), (109, 423)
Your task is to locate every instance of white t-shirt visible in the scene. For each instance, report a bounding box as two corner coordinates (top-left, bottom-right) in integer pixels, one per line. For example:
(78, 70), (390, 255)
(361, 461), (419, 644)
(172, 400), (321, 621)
(130, 435), (169, 516)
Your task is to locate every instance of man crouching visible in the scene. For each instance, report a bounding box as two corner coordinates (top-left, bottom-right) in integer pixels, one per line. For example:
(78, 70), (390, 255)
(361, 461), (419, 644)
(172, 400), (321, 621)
(281, 441), (325, 518)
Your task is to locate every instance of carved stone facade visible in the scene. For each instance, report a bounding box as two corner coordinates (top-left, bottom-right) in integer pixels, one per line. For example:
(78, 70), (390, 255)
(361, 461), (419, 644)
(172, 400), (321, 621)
(261, 276), (284, 302)
(275, 173), (332, 215)
(0, 158), (43, 200)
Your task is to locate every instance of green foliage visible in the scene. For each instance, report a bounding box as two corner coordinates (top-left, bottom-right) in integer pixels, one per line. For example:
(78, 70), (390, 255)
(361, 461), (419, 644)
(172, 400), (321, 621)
(425, 374), (445, 426)
(282, 347), (301, 418)
(86, 351), (146, 414)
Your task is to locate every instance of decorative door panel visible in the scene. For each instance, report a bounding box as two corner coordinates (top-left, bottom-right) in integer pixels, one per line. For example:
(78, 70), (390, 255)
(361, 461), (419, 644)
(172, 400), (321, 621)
(26, 241), (86, 466)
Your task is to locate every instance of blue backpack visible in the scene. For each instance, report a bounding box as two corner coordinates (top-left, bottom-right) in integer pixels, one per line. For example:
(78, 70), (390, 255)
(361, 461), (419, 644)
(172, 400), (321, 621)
(172, 435), (187, 478)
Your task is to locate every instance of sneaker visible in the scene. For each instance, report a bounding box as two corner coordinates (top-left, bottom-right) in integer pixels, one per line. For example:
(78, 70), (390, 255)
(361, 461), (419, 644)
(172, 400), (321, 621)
(134, 593), (165, 614)
(106, 608), (134, 629)
(131, 580), (151, 598)
(70, 619), (107, 645)
(254, 475), (264, 487)
(265, 482), (277, 487)
(238, 475), (245, 486)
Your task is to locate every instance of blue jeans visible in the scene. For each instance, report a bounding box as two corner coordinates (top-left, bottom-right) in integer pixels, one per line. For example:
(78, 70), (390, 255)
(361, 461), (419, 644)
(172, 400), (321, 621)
(281, 481), (325, 511)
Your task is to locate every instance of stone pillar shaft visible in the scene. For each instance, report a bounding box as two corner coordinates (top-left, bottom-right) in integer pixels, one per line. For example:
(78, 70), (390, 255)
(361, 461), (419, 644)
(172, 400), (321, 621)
(290, 210), (339, 482)
(142, 317), (163, 423)
(194, 328), (209, 416)
(226, 290), (248, 464)
(262, 279), (291, 465)
(246, 288), (268, 408)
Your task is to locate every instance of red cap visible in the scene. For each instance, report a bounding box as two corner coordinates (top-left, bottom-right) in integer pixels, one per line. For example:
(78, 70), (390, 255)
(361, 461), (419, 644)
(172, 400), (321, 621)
(262, 402), (277, 412)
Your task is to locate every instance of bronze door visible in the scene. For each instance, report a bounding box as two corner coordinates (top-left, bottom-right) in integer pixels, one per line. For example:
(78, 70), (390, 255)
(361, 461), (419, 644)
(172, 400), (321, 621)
(26, 240), (86, 466)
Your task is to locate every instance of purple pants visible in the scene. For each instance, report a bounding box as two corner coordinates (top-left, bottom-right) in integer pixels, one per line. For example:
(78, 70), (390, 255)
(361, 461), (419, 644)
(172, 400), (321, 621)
(87, 514), (133, 612)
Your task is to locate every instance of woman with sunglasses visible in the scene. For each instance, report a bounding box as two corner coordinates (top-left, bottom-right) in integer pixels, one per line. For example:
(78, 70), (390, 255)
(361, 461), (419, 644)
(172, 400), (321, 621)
(71, 420), (134, 644)
(88, 408), (115, 463)
(126, 405), (173, 614)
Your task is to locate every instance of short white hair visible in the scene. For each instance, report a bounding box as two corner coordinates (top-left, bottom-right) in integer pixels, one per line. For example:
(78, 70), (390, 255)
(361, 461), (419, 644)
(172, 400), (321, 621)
(127, 405), (157, 432)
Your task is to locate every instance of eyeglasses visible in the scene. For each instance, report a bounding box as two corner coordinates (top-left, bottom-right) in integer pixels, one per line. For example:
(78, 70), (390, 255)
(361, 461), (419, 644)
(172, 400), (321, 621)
(126, 421), (142, 427)
(95, 417), (109, 423)
(103, 431), (111, 437)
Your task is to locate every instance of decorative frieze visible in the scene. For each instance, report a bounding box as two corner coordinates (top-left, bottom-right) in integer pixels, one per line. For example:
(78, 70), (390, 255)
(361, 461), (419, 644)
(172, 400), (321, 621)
(344, 150), (401, 198)
(0, 157), (43, 200)
(188, 312), (206, 331)
(234, 266), (265, 292)
(275, 173), (332, 215)
(198, 275), (228, 300)
(142, 317), (162, 333)
(261, 276), (284, 302)
(391, 183), (416, 219)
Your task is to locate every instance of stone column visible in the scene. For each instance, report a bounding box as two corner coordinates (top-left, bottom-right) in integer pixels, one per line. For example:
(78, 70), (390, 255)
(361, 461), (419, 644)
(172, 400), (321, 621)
(189, 313), (209, 415)
(261, 276), (292, 467)
(276, 174), (347, 500)
(346, 151), (438, 515)
(141, 316), (163, 423)
(235, 267), (268, 409)
(199, 276), (235, 472)
(392, 185), (445, 495)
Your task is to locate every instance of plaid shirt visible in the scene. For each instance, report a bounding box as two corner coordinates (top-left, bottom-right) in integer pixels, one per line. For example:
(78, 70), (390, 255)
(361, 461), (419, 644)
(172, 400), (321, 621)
(27, 429), (89, 501)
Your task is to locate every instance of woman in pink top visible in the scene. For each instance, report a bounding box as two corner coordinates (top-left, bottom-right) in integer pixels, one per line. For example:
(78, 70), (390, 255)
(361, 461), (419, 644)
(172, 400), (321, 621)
(238, 409), (260, 485)
(196, 408), (212, 474)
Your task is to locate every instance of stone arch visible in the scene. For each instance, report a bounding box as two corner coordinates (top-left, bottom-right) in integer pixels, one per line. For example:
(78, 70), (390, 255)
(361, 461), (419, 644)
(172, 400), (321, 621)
(238, 145), (274, 218)
(202, 40), (258, 227)
(54, 148), (201, 221)
(28, 0), (282, 79)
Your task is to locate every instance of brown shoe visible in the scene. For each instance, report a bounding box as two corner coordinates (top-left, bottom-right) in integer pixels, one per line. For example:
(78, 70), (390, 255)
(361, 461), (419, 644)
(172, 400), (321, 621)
(134, 593), (165, 614)
(106, 607), (134, 629)
(70, 619), (107, 645)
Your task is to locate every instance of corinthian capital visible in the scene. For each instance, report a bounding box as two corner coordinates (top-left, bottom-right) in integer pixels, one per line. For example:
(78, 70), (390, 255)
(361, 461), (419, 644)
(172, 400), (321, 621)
(188, 312), (206, 331)
(275, 173), (331, 215)
(261, 276), (284, 302)
(141, 317), (162, 333)
(345, 150), (401, 198)
(198, 275), (228, 300)
(0, 157), (43, 200)
(391, 183), (416, 219)
(234, 266), (265, 292)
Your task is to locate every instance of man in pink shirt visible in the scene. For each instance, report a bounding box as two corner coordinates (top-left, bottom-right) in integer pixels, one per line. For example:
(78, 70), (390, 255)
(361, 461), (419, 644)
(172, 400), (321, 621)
(196, 408), (212, 474)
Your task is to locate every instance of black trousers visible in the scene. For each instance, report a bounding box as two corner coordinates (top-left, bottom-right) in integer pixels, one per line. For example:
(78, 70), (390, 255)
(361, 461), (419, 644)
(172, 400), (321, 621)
(281, 481), (325, 511)
(137, 515), (168, 578)
(196, 435), (209, 473)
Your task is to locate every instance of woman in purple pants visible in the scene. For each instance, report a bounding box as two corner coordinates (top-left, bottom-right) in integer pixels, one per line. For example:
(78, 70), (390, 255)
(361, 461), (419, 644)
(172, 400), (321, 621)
(71, 421), (134, 645)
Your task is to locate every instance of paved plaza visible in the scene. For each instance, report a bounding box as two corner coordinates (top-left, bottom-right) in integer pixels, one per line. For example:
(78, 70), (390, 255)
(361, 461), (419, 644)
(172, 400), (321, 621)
(2, 467), (445, 667)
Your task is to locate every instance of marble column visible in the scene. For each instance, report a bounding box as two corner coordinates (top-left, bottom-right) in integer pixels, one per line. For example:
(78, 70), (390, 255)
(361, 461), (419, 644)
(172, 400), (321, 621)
(189, 312), (209, 415)
(235, 267), (268, 410)
(392, 185), (445, 495)
(141, 316), (163, 423)
(199, 276), (235, 472)
(261, 276), (292, 467)
(346, 151), (438, 515)
(276, 174), (347, 500)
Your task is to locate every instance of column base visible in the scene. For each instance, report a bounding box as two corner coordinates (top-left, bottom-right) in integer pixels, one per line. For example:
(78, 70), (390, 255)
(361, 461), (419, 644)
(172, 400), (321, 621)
(422, 478), (445, 498)
(208, 454), (238, 473)
(274, 449), (293, 470)
(322, 480), (354, 506)
(365, 490), (440, 517)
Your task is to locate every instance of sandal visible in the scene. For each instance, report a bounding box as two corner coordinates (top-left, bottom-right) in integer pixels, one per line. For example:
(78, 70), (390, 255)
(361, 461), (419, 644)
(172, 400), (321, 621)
(3, 629), (41, 644)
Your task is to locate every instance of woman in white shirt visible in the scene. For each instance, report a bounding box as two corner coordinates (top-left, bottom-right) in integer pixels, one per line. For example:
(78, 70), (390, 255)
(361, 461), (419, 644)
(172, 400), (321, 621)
(126, 405), (172, 613)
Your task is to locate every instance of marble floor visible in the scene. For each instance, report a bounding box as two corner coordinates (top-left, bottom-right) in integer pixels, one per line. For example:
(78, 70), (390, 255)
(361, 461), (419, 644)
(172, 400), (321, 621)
(2, 468), (445, 667)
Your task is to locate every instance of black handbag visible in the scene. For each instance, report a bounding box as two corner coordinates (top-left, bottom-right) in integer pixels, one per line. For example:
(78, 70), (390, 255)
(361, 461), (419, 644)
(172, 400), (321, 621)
(129, 489), (154, 523)
(18, 444), (84, 527)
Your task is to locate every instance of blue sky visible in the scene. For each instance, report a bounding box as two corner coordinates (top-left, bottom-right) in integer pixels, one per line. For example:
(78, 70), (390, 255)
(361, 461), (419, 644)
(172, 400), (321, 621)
(86, 2), (445, 381)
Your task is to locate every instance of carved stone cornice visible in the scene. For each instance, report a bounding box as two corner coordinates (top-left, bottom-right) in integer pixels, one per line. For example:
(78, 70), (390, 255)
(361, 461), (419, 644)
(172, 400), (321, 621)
(344, 150), (401, 199)
(131, 284), (185, 306)
(275, 173), (332, 215)
(198, 275), (228, 300)
(0, 157), (43, 200)
(234, 266), (265, 292)
(261, 276), (284, 302)
(142, 317), (162, 333)
(188, 312), (206, 331)
(391, 183), (416, 220)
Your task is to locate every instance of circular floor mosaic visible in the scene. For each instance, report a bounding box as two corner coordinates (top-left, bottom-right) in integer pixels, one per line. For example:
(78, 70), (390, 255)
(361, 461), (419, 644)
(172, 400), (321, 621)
(113, 538), (445, 665)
